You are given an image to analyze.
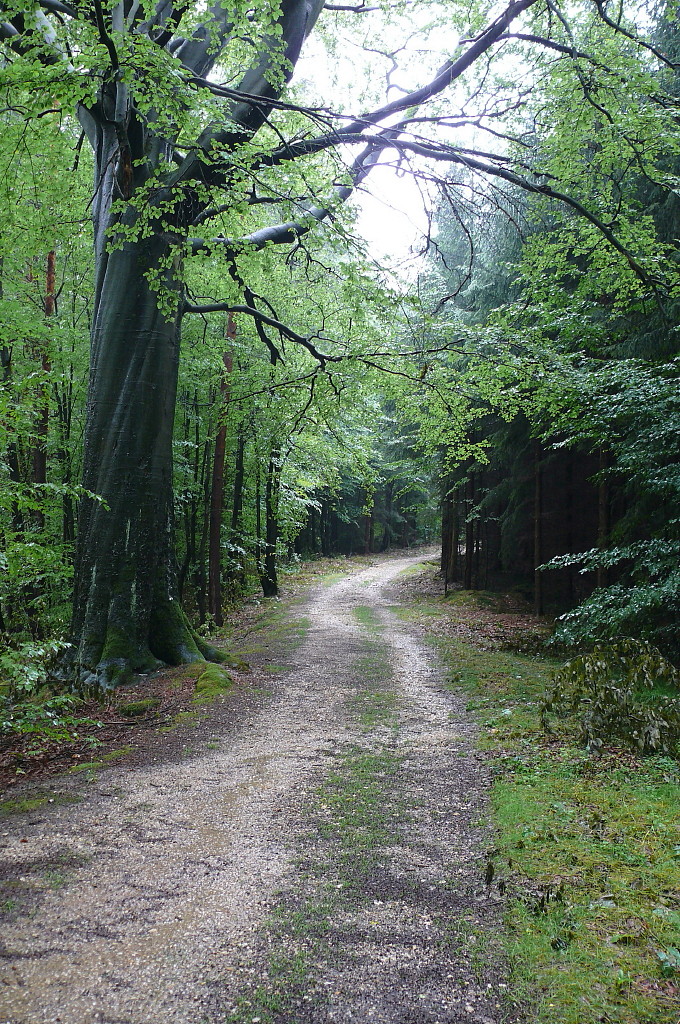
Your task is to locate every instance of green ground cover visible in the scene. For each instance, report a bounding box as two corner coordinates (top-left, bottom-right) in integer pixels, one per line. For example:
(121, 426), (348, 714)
(402, 578), (680, 1024)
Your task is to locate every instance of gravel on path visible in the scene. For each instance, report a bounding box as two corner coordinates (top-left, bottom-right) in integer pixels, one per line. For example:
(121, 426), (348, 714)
(0, 553), (516, 1024)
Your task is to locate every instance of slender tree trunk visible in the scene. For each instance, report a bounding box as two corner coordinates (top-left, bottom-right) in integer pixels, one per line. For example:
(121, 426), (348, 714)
(473, 517), (481, 590)
(1, 335), (20, 632)
(231, 427), (246, 538)
(1, 347), (22, 535)
(596, 447), (610, 590)
(178, 395), (196, 601)
(534, 441), (544, 616)
(309, 506), (317, 553)
(381, 480), (393, 552)
(463, 473), (475, 591)
(363, 504), (372, 555)
(226, 422), (246, 586)
(255, 460), (264, 576)
(260, 452), (280, 597)
(54, 375), (75, 546)
(31, 251), (55, 532)
(208, 333), (234, 627)
(441, 482), (452, 578)
(194, 433), (212, 626)
(449, 490), (459, 584)
(441, 474), (457, 592)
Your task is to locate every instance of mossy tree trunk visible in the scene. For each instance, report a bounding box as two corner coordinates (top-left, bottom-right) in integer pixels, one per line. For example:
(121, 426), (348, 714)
(72, 212), (218, 686)
(63, 0), (327, 686)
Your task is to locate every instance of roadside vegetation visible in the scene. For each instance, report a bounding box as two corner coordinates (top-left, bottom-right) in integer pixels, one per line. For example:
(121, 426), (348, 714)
(399, 562), (680, 1024)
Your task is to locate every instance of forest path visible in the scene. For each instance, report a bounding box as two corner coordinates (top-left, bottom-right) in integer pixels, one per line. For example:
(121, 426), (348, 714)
(0, 553), (512, 1024)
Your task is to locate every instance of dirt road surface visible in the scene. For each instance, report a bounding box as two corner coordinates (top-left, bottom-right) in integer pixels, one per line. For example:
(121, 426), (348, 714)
(0, 553), (515, 1024)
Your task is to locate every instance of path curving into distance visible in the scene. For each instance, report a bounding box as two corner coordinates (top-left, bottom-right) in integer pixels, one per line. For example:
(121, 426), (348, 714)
(0, 553), (515, 1024)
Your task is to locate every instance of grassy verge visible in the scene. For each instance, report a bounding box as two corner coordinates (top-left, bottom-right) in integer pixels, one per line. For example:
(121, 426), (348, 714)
(399, 584), (680, 1024)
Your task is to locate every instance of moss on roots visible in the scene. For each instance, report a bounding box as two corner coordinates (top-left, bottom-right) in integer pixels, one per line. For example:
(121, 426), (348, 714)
(193, 664), (234, 702)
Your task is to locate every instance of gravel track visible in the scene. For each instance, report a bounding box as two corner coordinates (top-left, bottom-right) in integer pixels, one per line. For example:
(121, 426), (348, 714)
(0, 553), (515, 1024)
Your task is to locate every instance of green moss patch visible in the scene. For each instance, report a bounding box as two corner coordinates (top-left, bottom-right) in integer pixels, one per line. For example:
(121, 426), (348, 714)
(102, 745), (132, 761)
(117, 698), (161, 717)
(397, 560), (430, 577)
(159, 709), (200, 732)
(353, 605), (382, 631)
(192, 664), (235, 703)
(67, 745), (132, 774)
(0, 790), (80, 816)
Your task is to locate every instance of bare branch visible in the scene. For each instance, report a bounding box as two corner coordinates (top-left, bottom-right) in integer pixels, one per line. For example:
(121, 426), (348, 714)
(37, 0), (77, 16)
(338, 0), (539, 136)
(324, 1), (414, 10)
(190, 134), (391, 255)
(170, 0), (326, 186)
(592, 0), (678, 69)
(499, 31), (599, 62)
(93, 0), (119, 71)
(182, 302), (342, 366)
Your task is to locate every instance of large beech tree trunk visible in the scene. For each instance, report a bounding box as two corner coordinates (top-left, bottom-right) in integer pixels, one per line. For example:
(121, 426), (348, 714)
(65, 0), (326, 685)
(72, 225), (218, 686)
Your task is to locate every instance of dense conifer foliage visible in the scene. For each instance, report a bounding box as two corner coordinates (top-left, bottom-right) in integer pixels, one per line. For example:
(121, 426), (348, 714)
(414, 2), (680, 655)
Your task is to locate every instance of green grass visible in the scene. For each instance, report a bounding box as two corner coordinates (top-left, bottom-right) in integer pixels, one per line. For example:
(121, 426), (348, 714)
(0, 794), (52, 815)
(408, 590), (680, 1024)
(0, 790), (80, 817)
(67, 745), (132, 774)
(225, 722), (406, 1022)
(232, 610), (311, 663)
(349, 688), (399, 730)
(315, 748), (404, 857)
(44, 869), (68, 890)
(159, 708), (201, 732)
(227, 950), (312, 1024)
(321, 571), (350, 587)
(492, 762), (680, 1023)
(348, 639), (399, 731)
(397, 560), (431, 577)
(353, 604), (382, 631)
(225, 745), (406, 1024)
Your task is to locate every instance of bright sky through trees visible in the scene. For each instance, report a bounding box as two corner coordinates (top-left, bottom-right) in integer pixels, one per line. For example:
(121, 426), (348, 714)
(293, 4), (460, 271)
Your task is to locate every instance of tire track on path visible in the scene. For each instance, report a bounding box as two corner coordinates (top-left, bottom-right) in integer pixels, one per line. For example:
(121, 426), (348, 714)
(0, 553), (515, 1024)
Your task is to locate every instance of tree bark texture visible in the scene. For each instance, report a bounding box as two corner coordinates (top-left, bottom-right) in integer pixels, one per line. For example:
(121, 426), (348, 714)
(72, 226), (217, 685)
(260, 452), (280, 597)
(596, 447), (610, 591)
(463, 473), (475, 591)
(66, 1), (326, 685)
(533, 442), (544, 616)
(32, 249), (55, 529)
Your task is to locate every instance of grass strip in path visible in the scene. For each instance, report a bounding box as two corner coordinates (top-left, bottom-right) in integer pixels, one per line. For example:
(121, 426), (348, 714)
(219, 569), (515, 1024)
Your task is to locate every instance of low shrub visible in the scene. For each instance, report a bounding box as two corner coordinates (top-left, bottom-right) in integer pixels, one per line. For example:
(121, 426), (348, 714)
(541, 638), (680, 754)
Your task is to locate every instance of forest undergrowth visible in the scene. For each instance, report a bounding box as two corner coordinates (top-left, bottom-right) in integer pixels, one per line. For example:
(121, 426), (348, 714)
(397, 562), (680, 1024)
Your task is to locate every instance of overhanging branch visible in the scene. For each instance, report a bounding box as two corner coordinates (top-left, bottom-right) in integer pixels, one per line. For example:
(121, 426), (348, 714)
(182, 301), (342, 366)
(190, 134), (391, 254)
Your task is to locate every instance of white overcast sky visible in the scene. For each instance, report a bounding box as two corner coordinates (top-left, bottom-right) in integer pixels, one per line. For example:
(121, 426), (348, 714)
(293, 4), (462, 275)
